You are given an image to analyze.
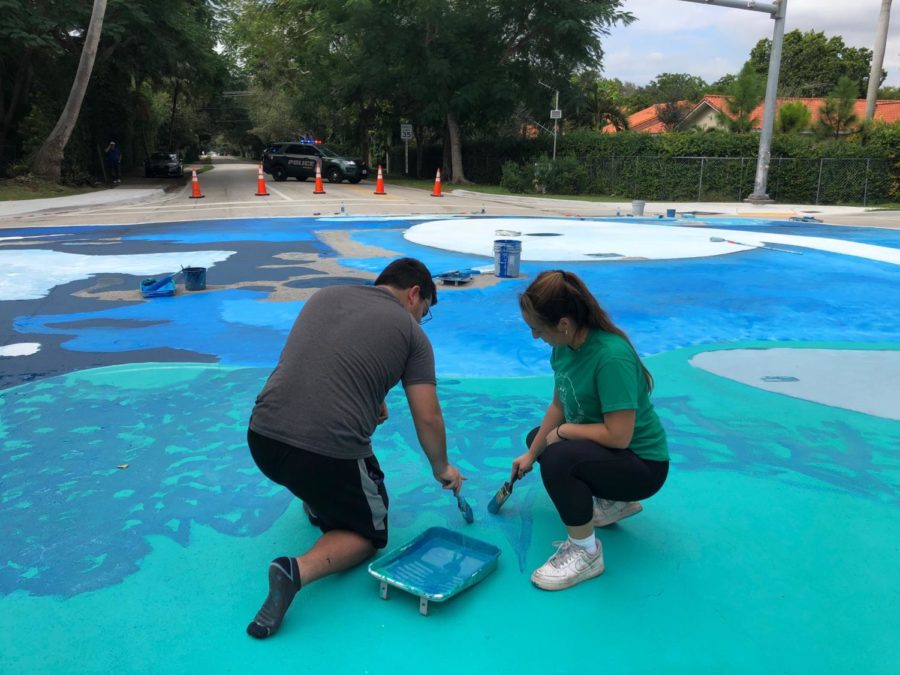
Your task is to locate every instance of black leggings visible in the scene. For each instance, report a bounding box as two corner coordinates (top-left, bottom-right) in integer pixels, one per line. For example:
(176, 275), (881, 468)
(527, 427), (669, 527)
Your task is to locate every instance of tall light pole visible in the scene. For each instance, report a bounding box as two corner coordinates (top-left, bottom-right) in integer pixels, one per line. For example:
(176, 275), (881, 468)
(865, 0), (892, 120)
(678, 0), (787, 204)
(539, 81), (560, 161)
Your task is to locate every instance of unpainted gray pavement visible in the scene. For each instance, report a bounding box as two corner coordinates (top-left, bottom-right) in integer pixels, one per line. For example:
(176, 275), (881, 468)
(2, 156), (897, 229)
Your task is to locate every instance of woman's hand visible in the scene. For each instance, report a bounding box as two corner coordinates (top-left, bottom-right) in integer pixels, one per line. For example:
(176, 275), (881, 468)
(511, 451), (537, 482)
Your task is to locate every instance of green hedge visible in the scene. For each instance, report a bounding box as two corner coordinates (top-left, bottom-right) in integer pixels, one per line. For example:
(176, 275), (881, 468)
(391, 124), (900, 203)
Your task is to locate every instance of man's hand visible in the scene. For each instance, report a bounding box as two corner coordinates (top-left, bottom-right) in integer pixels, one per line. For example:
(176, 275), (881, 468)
(376, 401), (388, 425)
(435, 464), (465, 495)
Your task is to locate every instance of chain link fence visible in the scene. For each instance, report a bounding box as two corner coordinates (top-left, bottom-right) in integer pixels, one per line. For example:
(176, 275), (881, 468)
(581, 156), (893, 206)
(456, 151), (896, 205)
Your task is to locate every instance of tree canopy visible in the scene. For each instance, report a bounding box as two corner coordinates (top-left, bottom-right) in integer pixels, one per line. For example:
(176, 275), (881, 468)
(222, 0), (633, 182)
(746, 30), (880, 98)
(2, 0), (231, 181)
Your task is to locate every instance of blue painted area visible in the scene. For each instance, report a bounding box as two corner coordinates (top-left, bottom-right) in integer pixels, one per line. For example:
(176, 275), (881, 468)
(15, 290), (298, 368)
(0, 365), (285, 596)
(123, 220), (319, 244)
(9, 217), (900, 378)
(691, 217), (900, 247)
(348, 227), (900, 376)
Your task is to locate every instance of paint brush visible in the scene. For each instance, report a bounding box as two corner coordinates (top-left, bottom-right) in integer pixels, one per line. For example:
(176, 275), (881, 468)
(709, 236), (802, 255)
(487, 475), (518, 514)
(442, 478), (474, 523)
(456, 494), (475, 524)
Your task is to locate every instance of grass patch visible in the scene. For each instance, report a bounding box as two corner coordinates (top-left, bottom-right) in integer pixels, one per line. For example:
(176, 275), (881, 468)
(0, 177), (102, 201)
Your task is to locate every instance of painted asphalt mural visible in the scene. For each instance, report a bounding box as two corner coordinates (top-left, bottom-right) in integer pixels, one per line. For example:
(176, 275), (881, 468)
(1, 215), (898, 673)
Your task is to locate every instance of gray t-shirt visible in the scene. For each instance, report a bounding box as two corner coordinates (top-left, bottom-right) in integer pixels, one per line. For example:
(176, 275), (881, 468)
(250, 285), (436, 459)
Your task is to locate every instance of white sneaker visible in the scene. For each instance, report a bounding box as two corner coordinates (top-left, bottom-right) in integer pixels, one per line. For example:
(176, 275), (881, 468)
(531, 539), (604, 591)
(592, 498), (642, 527)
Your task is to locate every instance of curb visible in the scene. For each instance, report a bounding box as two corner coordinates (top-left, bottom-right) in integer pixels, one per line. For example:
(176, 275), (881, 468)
(0, 187), (168, 222)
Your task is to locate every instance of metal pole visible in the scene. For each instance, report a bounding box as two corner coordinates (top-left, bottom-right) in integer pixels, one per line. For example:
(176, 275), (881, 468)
(815, 158), (824, 205)
(553, 90), (559, 161)
(746, 0), (786, 203)
(678, 1), (786, 204)
(866, 0), (892, 120)
(864, 158), (871, 206)
(678, 0), (777, 12)
(698, 157), (705, 201)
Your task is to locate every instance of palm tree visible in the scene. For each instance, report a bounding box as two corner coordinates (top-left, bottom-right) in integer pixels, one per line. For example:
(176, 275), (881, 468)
(31, 0), (107, 181)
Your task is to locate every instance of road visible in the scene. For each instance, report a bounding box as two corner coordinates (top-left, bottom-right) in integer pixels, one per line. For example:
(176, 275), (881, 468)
(3, 155), (898, 228)
(6, 157), (619, 228)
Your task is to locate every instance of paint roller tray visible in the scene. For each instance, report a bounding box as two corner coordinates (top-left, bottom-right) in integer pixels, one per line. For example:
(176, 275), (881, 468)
(368, 526), (501, 615)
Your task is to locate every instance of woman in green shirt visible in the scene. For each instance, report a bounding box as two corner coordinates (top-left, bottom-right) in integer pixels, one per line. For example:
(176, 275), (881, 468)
(511, 270), (669, 591)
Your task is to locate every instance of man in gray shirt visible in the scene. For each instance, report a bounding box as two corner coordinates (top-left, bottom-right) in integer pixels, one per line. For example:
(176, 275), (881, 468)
(246, 257), (465, 639)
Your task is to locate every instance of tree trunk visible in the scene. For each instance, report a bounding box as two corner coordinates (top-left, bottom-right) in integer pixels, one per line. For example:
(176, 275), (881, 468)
(31, 0), (108, 181)
(167, 80), (180, 152)
(445, 111), (469, 184)
(442, 119), (451, 181)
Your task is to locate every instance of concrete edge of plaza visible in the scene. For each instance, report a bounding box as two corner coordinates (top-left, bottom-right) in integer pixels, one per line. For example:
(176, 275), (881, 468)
(0, 186), (168, 222)
(449, 190), (880, 220)
(0, 179), (896, 228)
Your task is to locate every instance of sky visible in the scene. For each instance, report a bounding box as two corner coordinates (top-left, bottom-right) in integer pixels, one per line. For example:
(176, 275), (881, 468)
(601, 0), (900, 90)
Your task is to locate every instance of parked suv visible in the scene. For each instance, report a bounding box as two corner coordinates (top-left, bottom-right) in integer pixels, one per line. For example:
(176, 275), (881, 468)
(262, 142), (368, 183)
(144, 152), (184, 178)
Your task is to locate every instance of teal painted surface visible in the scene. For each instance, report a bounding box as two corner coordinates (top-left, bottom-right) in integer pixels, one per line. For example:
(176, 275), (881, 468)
(3, 347), (898, 673)
(2, 214), (898, 672)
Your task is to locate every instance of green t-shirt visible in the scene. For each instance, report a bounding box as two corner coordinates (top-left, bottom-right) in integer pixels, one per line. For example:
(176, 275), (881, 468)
(551, 330), (668, 461)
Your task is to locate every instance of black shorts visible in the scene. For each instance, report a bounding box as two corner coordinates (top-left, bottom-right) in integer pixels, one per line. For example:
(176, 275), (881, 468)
(248, 428), (390, 549)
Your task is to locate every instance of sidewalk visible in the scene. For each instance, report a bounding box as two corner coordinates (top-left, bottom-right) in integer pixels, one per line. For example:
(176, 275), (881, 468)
(0, 184), (167, 220)
(451, 190), (876, 218)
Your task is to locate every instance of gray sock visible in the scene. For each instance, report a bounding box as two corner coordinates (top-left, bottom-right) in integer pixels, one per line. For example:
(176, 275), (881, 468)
(246, 556), (302, 639)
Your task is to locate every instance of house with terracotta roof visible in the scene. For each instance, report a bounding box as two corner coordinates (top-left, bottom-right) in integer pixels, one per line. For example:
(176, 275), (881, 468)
(602, 102), (692, 134)
(681, 95), (900, 131)
(604, 96), (900, 134)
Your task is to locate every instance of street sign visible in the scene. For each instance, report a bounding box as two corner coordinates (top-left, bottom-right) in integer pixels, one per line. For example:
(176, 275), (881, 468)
(400, 124), (414, 141)
(550, 109), (562, 119)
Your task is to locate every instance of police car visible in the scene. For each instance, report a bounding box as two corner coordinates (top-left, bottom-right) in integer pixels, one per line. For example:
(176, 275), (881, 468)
(262, 139), (368, 183)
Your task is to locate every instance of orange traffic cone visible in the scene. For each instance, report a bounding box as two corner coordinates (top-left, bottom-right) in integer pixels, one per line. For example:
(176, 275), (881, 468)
(189, 168), (204, 199)
(255, 163), (269, 196)
(373, 165), (386, 195)
(313, 163), (326, 194)
(431, 168), (443, 197)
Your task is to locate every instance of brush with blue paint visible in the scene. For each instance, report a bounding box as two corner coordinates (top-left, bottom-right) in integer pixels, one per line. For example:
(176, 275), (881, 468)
(487, 475), (519, 514)
(456, 494), (475, 524)
(442, 478), (474, 523)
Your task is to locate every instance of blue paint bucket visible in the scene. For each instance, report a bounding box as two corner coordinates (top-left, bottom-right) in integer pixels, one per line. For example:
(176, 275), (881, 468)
(493, 240), (521, 278)
(666, 208), (676, 218)
(183, 266), (207, 291)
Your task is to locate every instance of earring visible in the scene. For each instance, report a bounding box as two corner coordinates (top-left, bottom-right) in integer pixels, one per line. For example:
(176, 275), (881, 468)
(564, 328), (568, 336)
